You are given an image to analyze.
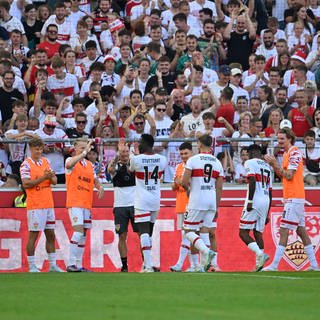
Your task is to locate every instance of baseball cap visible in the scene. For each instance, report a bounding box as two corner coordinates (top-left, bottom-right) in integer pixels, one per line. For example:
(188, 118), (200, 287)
(231, 68), (242, 76)
(44, 115), (57, 126)
(279, 119), (292, 130)
(104, 54), (116, 63)
(219, 65), (231, 76)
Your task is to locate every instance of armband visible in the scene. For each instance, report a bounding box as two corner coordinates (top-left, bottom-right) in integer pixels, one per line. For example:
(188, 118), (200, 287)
(247, 200), (253, 203)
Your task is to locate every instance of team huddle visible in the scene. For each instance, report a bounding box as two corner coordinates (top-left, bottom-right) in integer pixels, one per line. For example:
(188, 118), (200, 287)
(21, 130), (319, 272)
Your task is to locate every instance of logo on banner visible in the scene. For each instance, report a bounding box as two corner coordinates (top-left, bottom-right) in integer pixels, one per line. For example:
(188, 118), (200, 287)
(271, 212), (320, 270)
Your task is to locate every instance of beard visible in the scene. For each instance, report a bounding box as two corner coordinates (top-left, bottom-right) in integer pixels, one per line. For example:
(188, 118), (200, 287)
(204, 32), (214, 39)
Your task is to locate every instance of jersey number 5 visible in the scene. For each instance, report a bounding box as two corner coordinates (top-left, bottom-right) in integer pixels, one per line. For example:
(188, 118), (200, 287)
(143, 166), (159, 185)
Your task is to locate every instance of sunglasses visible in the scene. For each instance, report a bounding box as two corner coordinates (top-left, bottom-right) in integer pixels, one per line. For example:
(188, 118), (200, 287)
(156, 108), (166, 112)
(45, 125), (55, 129)
(134, 122), (144, 126)
(76, 120), (86, 124)
(48, 30), (57, 34)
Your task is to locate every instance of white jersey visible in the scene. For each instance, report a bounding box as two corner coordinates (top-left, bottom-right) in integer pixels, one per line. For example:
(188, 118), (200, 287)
(40, 15), (73, 44)
(47, 73), (80, 100)
(244, 158), (272, 211)
(186, 153), (224, 210)
(129, 153), (167, 211)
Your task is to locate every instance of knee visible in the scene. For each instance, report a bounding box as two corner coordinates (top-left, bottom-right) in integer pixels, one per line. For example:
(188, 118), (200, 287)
(119, 232), (127, 241)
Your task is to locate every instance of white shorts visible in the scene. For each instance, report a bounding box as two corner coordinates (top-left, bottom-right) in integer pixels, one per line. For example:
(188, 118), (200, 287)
(176, 213), (184, 230)
(183, 209), (216, 231)
(239, 207), (268, 232)
(134, 209), (158, 223)
(27, 208), (55, 231)
(280, 200), (305, 230)
(68, 207), (92, 229)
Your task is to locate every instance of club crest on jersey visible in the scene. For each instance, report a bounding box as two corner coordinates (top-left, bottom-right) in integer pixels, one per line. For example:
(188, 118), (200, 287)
(33, 223), (39, 229)
(271, 212), (320, 270)
(73, 217), (78, 223)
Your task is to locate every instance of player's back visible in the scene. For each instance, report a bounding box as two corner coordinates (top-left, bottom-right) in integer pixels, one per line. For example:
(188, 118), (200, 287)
(130, 153), (167, 211)
(245, 158), (272, 209)
(186, 153), (224, 210)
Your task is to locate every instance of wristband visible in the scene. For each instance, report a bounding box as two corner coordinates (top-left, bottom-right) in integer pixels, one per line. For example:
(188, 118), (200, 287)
(247, 200), (253, 203)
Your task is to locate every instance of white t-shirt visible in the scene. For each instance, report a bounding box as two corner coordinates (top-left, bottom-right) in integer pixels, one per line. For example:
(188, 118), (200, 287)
(186, 153), (224, 210)
(181, 111), (206, 135)
(207, 81), (227, 98)
(4, 129), (32, 161)
(243, 73), (269, 98)
(129, 153), (167, 211)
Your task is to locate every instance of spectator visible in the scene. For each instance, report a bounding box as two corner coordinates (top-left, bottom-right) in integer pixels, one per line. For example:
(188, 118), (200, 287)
(263, 108), (284, 138)
(301, 130), (320, 186)
(37, 24), (61, 59)
(234, 147), (249, 184)
(22, 4), (42, 49)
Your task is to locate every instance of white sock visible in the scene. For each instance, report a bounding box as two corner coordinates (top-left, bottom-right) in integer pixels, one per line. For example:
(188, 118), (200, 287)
(27, 255), (36, 268)
(186, 232), (209, 254)
(304, 244), (319, 268)
(199, 233), (211, 265)
(69, 231), (82, 266)
(212, 251), (218, 267)
(271, 245), (286, 268)
(76, 235), (86, 269)
(190, 253), (199, 267)
(48, 253), (56, 267)
(140, 233), (152, 269)
(248, 242), (263, 256)
(176, 232), (190, 266)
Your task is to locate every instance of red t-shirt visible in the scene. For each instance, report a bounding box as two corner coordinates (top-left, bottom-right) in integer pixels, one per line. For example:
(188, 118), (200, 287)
(263, 127), (275, 137)
(37, 41), (61, 58)
(27, 65), (54, 86)
(291, 107), (314, 137)
(214, 102), (234, 128)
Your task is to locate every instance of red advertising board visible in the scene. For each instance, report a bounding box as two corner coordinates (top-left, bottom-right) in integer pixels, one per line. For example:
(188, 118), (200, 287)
(1, 207), (320, 272)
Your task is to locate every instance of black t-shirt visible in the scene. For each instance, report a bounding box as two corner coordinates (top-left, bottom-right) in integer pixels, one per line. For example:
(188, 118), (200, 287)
(112, 162), (135, 187)
(144, 73), (175, 95)
(0, 88), (24, 123)
(226, 31), (254, 70)
(66, 128), (90, 139)
(171, 104), (192, 122)
(22, 20), (42, 48)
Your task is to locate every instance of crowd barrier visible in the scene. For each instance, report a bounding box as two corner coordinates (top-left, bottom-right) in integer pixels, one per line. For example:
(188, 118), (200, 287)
(1, 204), (320, 272)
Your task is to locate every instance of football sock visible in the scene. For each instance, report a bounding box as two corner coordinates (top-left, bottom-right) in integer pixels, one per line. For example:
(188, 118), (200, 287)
(190, 253), (199, 267)
(121, 257), (128, 269)
(248, 242), (263, 256)
(69, 231), (82, 266)
(186, 232), (209, 254)
(304, 244), (319, 268)
(271, 245), (285, 268)
(48, 253), (56, 266)
(27, 255), (36, 268)
(211, 251), (218, 267)
(177, 231), (190, 266)
(140, 233), (152, 269)
(76, 235), (86, 269)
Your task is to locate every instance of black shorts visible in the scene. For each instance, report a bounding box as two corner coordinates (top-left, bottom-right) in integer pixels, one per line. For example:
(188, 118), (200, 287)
(113, 206), (138, 234)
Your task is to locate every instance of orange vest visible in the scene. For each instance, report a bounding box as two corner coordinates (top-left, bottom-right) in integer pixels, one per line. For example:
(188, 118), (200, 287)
(174, 162), (189, 213)
(282, 146), (305, 199)
(66, 159), (94, 209)
(25, 157), (54, 210)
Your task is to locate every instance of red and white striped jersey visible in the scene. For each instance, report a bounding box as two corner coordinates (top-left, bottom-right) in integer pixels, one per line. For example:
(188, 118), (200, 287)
(244, 158), (272, 209)
(47, 73), (80, 100)
(40, 15), (73, 44)
(129, 153), (167, 211)
(186, 153), (224, 210)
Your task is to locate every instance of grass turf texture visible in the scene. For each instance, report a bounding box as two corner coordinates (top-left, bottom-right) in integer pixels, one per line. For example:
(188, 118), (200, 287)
(1, 272), (319, 320)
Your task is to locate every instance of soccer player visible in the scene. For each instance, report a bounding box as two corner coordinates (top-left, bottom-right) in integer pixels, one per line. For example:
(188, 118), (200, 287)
(182, 134), (224, 272)
(263, 128), (319, 271)
(108, 140), (137, 272)
(239, 144), (272, 271)
(65, 138), (104, 272)
(20, 136), (63, 272)
(129, 134), (167, 273)
(170, 142), (195, 272)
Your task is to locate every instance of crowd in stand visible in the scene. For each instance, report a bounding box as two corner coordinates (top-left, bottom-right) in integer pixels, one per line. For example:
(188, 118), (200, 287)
(1, 0), (320, 188)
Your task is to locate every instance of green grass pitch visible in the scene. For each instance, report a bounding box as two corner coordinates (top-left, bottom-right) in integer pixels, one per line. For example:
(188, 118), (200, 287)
(1, 272), (319, 320)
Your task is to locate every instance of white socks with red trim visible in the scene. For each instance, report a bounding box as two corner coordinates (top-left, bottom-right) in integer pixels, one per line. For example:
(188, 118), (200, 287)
(186, 232), (209, 254)
(248, 242), (263, 256)
(140, 233), (152, 269)
(176, 231), (190, 267)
